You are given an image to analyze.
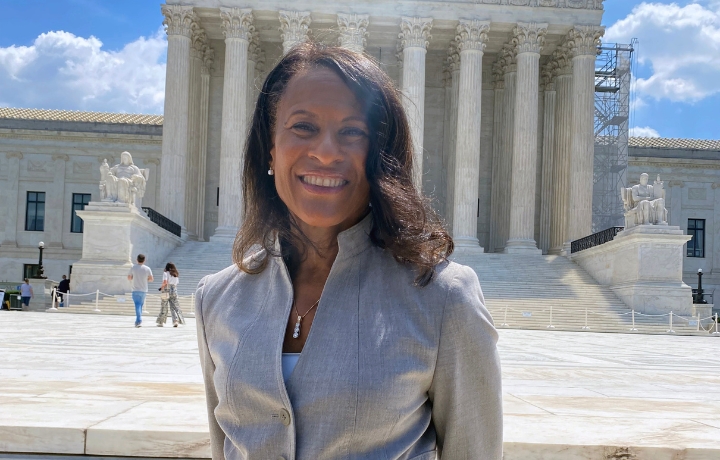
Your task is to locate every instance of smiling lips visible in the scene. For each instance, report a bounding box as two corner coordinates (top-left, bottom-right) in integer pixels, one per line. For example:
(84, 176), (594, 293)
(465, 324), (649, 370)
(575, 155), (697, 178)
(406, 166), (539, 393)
(301, 175), (348, 188)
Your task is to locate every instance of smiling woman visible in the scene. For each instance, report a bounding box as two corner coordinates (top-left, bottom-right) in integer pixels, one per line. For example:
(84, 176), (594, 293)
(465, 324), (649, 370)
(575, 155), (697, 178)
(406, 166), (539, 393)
(194, 42), (502, 460)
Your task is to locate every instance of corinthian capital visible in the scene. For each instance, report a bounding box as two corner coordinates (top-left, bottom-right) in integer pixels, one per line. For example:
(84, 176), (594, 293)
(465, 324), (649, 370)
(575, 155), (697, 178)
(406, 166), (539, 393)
(201, 46), (215, 75)
(513, 22), (548, 55)
(499, 44), (517, 74)
(337, 13), (369, 53)
(161, 5), (197, 38)
(456, 19), (490, 53)
(220, 8), (254, 41)
(541, 60), (557, 91)
(492, 59), (505, 90)
(398, 17), (433, 50)
(447, 41), (460, 73)
(567, 25), (604, 57)
(279, 10), (312, 54)
(191, 27), (208, 59)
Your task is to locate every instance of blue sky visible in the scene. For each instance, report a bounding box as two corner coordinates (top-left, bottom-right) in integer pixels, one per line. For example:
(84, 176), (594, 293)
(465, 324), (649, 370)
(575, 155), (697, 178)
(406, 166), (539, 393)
(0, 0), (718, 140)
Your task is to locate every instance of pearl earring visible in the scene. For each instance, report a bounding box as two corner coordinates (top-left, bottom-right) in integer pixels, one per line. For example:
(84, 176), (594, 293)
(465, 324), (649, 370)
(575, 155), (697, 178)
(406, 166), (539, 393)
(268, 169), (274, 176)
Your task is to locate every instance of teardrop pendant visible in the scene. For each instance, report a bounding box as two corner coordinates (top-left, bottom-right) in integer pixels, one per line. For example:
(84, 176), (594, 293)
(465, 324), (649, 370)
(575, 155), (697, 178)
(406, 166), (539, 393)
(292, 315), (302, 339)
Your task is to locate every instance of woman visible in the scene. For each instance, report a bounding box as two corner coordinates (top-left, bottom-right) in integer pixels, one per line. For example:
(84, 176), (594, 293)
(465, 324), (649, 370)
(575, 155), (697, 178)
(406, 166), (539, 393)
(20, 278), (33, 307)
(195, 43), (502, 460)
(156, 262), (185, 327)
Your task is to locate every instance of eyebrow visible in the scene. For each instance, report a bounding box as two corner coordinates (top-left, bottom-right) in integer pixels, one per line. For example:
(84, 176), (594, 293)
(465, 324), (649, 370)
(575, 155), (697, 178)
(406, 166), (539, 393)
(286, 110), (367, 124)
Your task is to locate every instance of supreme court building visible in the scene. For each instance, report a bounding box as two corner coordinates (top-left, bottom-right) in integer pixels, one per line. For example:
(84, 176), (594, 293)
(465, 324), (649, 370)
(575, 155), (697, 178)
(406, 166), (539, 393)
(156, 0), (605, 253)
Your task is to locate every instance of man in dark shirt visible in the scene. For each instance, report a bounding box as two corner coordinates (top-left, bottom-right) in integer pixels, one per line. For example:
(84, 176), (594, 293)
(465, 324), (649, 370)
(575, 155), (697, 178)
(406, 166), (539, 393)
(57, 275), (70, 307)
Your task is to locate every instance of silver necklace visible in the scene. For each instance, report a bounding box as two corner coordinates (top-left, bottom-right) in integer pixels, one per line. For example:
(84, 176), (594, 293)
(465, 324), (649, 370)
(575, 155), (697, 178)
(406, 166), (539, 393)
(292, 298), (320, 339)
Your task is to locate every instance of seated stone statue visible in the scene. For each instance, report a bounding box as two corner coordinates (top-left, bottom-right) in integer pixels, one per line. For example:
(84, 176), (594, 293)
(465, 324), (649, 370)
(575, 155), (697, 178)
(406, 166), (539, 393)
(621, 173), (668, 229)
(99, 151), (149, 207)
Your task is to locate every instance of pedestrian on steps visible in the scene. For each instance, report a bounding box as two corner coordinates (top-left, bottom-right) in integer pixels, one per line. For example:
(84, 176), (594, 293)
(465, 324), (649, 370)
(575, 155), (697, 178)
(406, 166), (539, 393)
(128, 254), (153, 327)
(20, 279), (33, 307)
(156, 262), (185, 327)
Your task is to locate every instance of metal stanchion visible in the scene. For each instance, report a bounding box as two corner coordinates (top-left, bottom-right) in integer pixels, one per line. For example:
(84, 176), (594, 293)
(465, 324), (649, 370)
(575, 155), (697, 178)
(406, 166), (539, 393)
(630, 310), (638, 331)
(500, 306), (509, 327)
(547, 306), (555, 329)
(666, 311), (675, 334)
(93, 289), (101, 312)
(713, 314), (720, 336)
(582, 308), (590, 330)
(47, 290), (59, 312)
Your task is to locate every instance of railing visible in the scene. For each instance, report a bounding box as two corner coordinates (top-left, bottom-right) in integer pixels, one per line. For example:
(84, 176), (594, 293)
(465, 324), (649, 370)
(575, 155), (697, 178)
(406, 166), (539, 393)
(571, 226), (624, 254)
(490, 305), (720, 336)
(142, 207), (181, 237)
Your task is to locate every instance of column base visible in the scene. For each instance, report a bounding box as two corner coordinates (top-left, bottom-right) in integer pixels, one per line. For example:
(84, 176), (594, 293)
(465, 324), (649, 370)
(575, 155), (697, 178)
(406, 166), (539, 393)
(503, 239), (542, 255)
(210, 226), (239, 243)
(453, 236), (484, 251)
(560, 241), (572, 257)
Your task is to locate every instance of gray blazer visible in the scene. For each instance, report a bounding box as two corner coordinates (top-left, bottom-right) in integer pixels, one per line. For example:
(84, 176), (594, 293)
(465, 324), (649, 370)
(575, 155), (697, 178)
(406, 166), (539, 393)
(195, 216), (503, 460)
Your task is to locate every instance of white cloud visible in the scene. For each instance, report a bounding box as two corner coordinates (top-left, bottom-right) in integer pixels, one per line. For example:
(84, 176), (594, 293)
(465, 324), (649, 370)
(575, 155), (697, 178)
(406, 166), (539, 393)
(605, 2), (720, 103)
(629, 126), (661, 138)
(0, 29), (167, 114)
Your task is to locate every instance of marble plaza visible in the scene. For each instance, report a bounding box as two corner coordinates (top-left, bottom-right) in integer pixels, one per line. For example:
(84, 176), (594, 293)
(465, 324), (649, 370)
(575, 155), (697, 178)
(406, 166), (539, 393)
(1, 312), (719, 459)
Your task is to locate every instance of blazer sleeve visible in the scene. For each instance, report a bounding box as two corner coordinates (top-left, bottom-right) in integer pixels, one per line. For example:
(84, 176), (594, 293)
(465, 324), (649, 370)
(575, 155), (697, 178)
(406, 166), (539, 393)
(195, 276), (227, 460)
(429, 265), (503, 460)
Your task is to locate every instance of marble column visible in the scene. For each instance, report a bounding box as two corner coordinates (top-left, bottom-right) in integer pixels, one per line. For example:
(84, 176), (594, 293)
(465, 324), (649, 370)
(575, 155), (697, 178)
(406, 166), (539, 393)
(538, 61), (557, 254)
(495, 45), (517, 252)
(338, 13), (369, 53)
(488, 61), (505, 253)
(451, 19), (490, 248)
(159, 5), (196, 228)
(506, 22), (547, 254)
(184, 28), (205, 240)
(145, 158), (161, 209)
(196, 50), (213, 241)
(2, 152), (22, 246)
(549, 48), (573, 255)
(213, 8), (254, 241)
(399, 16), (433, 189)
(566, 25), (604, 250)
(247, 33), (260, 130)
(279, 11), (312, 56)
(45, 154), (69, 247)
(443, 43), (460, 231)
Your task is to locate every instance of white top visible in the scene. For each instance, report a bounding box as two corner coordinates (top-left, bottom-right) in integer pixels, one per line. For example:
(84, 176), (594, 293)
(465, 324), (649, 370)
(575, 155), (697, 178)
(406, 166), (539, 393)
(163, 271), (179, 286)
(281, 353), (300, 382)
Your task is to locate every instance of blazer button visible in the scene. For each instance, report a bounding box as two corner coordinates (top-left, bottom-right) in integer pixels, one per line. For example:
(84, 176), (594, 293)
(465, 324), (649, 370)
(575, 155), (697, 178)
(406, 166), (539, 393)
(278, 408), (291, 426)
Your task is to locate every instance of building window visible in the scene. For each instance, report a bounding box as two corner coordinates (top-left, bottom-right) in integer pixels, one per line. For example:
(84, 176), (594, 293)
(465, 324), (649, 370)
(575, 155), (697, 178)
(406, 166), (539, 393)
(23, 264), (40, 280)
(71, 193), (92, 233)
(25, 192), (45, 231)
(687, 219), (705, 258)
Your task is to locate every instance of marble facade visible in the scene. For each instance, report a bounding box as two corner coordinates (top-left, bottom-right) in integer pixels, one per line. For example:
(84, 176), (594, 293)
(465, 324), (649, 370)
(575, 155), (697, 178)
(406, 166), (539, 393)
(158, 0), (605, 251)
(0, 112), (162, 283)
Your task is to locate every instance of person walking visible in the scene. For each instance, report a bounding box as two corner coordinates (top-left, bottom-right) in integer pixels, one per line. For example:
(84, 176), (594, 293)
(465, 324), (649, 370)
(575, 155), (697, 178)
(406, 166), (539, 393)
(127, 254), (153, 327)
(20, 279), (33, 308)
(156, 262), (185, 327)
(57, 275), (70, 307)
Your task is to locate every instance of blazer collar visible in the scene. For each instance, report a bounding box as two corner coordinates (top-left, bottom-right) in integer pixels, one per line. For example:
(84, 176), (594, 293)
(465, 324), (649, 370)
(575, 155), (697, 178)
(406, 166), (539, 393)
(269, 212), (374, 262)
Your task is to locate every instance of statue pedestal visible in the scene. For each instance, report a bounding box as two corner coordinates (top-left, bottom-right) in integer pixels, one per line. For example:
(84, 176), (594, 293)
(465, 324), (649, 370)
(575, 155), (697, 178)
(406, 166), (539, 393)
(70, 202), (182, 295)
(570, 225), (693, 315)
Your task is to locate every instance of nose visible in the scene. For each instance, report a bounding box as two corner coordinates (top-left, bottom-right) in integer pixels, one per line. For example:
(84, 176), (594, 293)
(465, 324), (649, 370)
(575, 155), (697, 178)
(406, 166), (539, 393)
(308, 130), (343, 165)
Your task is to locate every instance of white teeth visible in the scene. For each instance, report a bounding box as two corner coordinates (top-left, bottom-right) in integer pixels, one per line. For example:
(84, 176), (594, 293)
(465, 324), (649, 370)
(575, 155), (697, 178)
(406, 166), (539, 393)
(303, 176), (345, 188)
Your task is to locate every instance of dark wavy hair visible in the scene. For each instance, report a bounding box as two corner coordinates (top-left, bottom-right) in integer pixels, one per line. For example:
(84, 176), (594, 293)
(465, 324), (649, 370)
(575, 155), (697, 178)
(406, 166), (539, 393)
(165, 263), (179, 278)
(233, 42), (453, 286)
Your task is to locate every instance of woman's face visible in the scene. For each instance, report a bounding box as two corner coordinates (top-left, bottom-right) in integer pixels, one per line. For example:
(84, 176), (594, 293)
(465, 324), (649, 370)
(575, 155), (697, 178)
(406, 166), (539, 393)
(270, 67), (371, 233)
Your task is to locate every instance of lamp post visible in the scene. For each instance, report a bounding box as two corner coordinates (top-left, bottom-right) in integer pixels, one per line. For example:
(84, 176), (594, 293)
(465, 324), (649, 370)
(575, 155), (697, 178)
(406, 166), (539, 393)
(696, 268), (706, 304)
(37, 241), (46, 279)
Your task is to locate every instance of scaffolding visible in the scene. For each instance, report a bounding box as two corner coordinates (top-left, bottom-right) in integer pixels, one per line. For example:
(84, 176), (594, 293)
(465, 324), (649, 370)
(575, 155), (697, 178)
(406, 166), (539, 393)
(592, 40), (636, 232)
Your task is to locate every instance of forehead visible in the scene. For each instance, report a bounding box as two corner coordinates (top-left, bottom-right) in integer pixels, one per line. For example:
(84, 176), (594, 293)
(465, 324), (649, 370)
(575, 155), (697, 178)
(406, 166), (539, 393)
(278, 67), (364, 114)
